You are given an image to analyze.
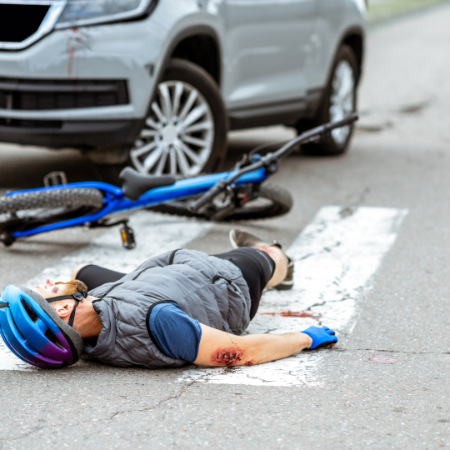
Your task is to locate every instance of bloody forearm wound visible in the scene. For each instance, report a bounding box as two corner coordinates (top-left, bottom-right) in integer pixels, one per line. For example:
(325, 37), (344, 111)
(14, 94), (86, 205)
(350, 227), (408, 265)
(212, 347), (243, 366)
(211, 347), (255, 367)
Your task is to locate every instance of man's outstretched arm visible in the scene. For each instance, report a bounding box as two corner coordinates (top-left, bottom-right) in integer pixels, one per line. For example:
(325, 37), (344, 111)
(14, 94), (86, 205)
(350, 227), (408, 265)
(194, 324), (337, 367)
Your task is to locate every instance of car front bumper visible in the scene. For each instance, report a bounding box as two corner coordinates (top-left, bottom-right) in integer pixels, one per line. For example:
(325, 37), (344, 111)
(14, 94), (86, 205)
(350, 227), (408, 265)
(0, 118), (143, 149)
(0, 20), (163, 148)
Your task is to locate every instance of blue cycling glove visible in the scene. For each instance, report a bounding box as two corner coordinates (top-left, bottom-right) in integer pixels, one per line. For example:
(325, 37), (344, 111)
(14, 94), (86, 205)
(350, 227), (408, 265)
(302, 326), (338, 350)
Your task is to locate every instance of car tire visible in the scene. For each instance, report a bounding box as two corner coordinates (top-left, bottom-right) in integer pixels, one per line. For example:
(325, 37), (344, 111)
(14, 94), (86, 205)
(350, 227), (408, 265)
(297, 45), (359, 156)
(130, 58), (228, 178)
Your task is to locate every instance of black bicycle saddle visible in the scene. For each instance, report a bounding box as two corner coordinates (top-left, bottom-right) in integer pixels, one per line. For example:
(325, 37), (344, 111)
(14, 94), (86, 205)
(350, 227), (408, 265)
(120, 167), (176, 201)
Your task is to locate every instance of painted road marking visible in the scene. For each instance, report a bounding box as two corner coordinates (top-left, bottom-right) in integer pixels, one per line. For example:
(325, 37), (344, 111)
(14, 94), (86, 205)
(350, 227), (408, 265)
(179, 206), (408, 387)
(0, 211), (212, 371)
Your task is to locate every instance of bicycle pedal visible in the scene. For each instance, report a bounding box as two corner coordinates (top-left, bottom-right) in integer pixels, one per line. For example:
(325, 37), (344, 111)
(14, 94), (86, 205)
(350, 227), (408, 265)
(120, 223), (136, 250)
(44, 171), (68, 187)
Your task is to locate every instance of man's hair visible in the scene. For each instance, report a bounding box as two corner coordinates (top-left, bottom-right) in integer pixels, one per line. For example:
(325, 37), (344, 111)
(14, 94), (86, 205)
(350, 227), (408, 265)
(54, 280), (88, 296)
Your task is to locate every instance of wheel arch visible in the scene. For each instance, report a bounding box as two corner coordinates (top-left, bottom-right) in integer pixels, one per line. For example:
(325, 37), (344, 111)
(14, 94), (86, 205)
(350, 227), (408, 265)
(160, 26), (222, 87)
(141, 25), (223, 128)
(339, 27), (365, 84)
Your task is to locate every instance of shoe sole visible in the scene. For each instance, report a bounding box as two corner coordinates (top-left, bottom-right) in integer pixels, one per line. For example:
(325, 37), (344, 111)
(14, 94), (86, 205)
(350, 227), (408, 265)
(229, 229), (241, 249)
(274, 281), (294, 291)
(229, 229), (275, 249)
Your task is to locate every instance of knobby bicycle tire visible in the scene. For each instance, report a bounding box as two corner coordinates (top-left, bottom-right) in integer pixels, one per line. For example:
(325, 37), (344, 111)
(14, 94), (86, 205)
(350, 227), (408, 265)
(0, 189), (104, 214)
(0, 189), (104, 239)
(149, 183), (293, 221)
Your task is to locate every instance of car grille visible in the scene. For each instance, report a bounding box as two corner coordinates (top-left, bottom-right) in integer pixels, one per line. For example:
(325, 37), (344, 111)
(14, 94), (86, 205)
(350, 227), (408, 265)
(0, 4), (50, 43)
(0, 79), (130, 110)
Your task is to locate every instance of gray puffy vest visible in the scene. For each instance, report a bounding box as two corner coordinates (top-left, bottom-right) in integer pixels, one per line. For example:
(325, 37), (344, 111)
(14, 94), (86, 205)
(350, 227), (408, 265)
(84, 249), (252, 369)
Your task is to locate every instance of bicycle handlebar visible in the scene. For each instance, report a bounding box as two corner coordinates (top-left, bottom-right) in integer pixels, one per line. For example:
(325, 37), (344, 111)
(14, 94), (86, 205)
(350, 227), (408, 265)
(189, 113), (359, 213)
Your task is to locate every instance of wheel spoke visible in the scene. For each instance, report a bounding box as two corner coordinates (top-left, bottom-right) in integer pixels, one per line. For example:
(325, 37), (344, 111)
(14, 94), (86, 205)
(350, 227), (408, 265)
(152, 101), (167, 125)
(178, 89), (198, 122)
(131, 141), (158, 158)
(172, 82), (184, 118)
(155, 146), (169, 175)
(175, 140), (201, 165)
(180, 104), (208, 129)
(339, 77), (353, 100)
(145, 117), (160, 130)
(182, 120), (212, 134)
(333, 76), (342, 98)
(143, 144), (165, 172)
(181, 135), (209, 148)
(174, 143), (191, 177)
(140, 129), (159, 138)
(169, 146), (177, 175)
(159, 84), (172, 120)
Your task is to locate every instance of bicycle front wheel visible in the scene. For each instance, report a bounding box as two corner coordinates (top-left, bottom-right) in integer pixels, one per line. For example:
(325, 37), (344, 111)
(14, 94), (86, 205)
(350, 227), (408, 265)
(0, 189), (104, 245)
(149, 183), (293, 221)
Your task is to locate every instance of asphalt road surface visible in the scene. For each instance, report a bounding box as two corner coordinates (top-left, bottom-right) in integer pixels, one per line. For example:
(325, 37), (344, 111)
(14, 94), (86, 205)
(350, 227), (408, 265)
(1, 4), (450, 449)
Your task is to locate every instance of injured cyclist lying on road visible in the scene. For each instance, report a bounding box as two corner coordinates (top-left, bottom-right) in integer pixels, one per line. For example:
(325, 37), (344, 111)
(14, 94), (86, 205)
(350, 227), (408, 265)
(0, 229), (338, 369)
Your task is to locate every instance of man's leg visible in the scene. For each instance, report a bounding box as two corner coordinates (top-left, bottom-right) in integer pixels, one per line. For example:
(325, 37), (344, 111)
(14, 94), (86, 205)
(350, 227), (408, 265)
(212, 247), (275, 319)
(252, 245), (288, 287)
(71, 264), (126, 290)
(230, 229), (294, 290)
(71, 264), (90, 280)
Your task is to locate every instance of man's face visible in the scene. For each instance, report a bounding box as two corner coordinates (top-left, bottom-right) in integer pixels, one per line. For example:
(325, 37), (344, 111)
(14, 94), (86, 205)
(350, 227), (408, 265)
(32, 279), (65, 299)
(31, 280), (77, 323)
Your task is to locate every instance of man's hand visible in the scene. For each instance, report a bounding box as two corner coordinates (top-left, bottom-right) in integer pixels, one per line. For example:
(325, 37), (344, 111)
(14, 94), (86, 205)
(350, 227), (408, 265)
(194, 324), (336, 367)
(301, 326), (338, 350)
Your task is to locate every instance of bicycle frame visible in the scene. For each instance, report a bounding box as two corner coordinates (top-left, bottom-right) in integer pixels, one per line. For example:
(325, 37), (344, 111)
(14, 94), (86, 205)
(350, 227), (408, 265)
(8, 167), (269, 239)
(4, 112), (359, 243)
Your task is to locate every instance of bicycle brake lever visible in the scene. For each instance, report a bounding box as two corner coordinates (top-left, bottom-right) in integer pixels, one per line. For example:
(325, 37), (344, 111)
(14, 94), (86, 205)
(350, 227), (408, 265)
(189, 179), (229, 213)
(233, 154), (248, 171)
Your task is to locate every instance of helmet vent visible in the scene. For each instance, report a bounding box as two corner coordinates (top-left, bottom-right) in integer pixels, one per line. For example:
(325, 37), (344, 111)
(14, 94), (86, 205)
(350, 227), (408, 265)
(10, 312), (26, 341)
(45, 329), (65, 350)
(21, 299), (39, 322)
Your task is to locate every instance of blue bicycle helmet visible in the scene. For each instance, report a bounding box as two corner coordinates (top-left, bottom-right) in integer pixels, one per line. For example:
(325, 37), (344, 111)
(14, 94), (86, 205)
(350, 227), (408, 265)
(0, 285), (84, 369)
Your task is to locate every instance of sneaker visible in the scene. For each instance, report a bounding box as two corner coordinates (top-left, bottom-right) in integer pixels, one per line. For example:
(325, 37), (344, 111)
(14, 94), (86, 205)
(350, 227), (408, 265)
(229, 229), (294, 290)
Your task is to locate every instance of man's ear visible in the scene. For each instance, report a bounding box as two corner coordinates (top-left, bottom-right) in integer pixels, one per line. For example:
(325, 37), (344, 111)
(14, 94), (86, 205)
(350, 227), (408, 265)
(51, 302), (73, 322)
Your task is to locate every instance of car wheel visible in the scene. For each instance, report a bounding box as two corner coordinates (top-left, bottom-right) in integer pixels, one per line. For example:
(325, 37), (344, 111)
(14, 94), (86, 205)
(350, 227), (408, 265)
(129, 58), (228, 178)
(298, 45), (359, 156)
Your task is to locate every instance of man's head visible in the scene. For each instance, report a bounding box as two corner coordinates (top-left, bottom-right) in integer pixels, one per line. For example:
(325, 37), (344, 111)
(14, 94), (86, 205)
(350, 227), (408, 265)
(0, 284), (85, 368)
(30, 279), (102, 339)
(32, 279), (88, 324)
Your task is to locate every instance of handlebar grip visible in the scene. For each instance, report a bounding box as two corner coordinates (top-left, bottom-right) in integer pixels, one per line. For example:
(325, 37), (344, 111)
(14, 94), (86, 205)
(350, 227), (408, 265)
(189, 179), (228, 213)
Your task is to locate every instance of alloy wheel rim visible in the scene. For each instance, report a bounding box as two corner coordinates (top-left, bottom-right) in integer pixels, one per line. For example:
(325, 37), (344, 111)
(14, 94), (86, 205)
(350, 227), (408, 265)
(130, 81), (214, 177)
(329, 60), (355, 146)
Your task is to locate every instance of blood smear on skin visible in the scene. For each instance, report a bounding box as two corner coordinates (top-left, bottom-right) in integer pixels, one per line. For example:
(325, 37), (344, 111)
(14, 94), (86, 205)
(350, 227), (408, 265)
(261, 311), (321, 319)
(367, 354), (398, 364)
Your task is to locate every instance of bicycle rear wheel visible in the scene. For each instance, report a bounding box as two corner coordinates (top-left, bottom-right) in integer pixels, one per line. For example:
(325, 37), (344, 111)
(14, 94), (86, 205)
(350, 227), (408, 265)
(149, 183), (293, 221)
(0, 189), (104, 245)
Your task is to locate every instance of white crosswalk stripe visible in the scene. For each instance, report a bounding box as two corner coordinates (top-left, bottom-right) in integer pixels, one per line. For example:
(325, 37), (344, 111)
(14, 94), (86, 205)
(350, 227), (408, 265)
(179, 206), (408, 387)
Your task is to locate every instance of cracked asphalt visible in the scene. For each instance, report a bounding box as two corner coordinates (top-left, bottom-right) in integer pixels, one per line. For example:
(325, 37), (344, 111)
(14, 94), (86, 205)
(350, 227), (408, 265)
(1, 4), (450, 449)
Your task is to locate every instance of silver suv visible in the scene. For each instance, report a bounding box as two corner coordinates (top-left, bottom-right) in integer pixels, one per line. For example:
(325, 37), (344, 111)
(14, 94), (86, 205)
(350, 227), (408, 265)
(0, 0), (366, 181)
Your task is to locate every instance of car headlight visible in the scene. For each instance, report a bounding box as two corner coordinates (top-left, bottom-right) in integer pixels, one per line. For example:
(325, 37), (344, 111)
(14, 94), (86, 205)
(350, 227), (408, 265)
(55, 0), (156, 29)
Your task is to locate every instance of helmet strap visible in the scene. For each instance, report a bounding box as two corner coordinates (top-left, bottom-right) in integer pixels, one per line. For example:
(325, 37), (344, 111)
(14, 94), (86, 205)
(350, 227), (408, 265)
(46, 286), (88, 328)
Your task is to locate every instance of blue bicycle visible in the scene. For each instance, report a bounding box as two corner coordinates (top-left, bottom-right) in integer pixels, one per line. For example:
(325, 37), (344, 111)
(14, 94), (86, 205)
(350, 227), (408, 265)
(0, 114), (358, 249)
